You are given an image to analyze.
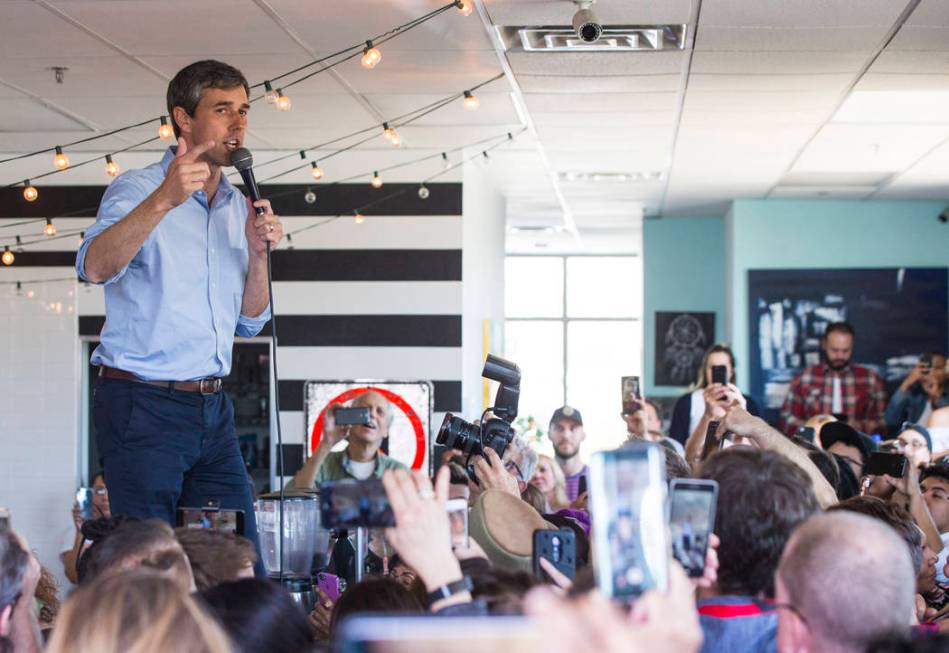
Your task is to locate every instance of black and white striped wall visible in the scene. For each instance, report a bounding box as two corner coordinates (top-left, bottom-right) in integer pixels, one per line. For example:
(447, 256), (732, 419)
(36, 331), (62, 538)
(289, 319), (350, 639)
(4, 182), (467, 455)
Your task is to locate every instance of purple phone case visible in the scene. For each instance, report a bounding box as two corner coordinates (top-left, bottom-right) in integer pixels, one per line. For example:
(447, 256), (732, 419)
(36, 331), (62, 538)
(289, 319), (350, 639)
(318, 572), (342, 602)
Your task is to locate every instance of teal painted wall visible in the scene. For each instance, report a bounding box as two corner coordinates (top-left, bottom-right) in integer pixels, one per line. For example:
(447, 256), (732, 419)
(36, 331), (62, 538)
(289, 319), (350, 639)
(644, 217), (726, 397)
(727, 198), (949, 390)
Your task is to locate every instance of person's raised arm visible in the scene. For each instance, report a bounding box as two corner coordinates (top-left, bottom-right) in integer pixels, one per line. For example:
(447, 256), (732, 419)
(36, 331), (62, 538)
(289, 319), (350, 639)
(882, 462), (943, 554)
(382, 467), (472, 613)
(9, 531), (42, 653)
(288, 407), (346, 489)
(82, 138), (215, 283)
(718, 403), (838, 508)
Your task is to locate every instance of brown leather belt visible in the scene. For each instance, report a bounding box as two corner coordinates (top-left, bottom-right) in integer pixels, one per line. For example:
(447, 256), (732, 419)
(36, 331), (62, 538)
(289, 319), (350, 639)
(98, 366), (223, 395)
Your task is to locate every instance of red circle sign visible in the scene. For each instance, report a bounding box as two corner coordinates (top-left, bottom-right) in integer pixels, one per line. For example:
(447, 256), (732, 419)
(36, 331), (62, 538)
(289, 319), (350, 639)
(310, 386), (427, 471)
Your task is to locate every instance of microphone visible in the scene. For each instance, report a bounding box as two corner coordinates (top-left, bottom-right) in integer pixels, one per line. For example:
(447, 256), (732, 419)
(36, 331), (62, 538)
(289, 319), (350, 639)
(230, 147), (266, 216)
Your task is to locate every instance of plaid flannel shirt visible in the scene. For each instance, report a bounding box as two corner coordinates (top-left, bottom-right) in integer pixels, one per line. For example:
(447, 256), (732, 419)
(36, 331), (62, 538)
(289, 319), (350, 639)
(779, 363), (887, 436)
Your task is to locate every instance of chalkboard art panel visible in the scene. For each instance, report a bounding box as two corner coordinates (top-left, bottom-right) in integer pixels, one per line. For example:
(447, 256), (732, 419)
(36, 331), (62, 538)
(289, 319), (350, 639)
(655, 311), (716, 387)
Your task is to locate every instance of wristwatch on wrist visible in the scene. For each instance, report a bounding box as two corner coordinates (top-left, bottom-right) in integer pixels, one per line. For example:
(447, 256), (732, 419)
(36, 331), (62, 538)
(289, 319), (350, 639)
(425, 576), (472, 607)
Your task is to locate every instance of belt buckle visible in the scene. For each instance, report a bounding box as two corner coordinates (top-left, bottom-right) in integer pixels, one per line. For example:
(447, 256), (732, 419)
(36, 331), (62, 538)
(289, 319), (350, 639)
(199, 378), (220, 395)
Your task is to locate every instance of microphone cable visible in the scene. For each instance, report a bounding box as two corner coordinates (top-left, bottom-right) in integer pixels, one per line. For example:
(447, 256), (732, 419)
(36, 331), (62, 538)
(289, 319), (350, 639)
(265, 238), (285, 583)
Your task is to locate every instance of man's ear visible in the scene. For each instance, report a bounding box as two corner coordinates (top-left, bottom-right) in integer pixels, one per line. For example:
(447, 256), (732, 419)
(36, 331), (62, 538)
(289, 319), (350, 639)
(0, 603), (12, 638)
(578, 428), (587, 443)
(517, 479), (527, 493)
(171, 106), (191, 136)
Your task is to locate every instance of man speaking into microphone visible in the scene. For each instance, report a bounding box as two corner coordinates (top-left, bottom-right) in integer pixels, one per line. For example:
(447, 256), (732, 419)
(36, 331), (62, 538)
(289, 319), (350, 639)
(76, 60), (282, 572)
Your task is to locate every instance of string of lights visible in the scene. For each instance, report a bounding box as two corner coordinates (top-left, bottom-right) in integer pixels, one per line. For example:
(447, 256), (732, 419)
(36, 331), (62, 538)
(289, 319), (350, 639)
(0, 0), (472, 170)
(237, 72), (504, 181)
(0, 127), (521, 267)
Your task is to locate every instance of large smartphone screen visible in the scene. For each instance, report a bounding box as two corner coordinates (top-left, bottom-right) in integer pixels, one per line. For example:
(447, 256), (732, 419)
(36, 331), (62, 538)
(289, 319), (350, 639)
(669, 480), (717, 578)
(320, 479), (395, 529)
(590, 443), (668, 600)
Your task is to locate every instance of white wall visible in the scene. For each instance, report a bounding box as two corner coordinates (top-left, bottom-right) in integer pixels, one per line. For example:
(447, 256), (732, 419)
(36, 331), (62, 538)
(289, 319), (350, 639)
(0, 269), (80, 592)
(461, 160), (506, 418)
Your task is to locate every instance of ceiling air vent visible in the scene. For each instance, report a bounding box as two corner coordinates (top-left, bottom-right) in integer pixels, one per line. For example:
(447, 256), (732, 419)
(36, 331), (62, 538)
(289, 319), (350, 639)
(496, 25), (687, 52)
(559, 171), (662, 183)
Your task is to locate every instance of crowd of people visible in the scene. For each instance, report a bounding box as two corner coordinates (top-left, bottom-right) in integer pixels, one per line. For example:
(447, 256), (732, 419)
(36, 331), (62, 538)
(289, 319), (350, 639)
(3, 323), (949, 653)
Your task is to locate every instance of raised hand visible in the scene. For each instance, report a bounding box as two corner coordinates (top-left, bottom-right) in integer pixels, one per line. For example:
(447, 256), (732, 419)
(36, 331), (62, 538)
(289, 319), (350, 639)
(158, 137), (215, 208)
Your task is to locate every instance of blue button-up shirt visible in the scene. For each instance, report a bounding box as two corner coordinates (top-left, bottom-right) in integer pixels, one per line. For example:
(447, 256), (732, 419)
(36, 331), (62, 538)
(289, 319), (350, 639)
(77, 147), (271, 381)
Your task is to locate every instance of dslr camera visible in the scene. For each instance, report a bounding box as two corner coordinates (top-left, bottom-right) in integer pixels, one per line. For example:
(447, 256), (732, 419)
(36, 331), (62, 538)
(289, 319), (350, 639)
(436, 354), (521, 460)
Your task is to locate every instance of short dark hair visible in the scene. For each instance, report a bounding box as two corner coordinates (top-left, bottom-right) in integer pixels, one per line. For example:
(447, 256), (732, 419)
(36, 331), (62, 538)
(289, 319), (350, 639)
(664, 449), (692, 482)
(824, 321), (855, 339)
(828, 496), (923, 574)
(166, 60), (250, 138)
(91, 470), (105, 485)
(791, 436), (841, 494)
(699, 448), (819, 597)
(175, 528), (257, 591)
(921, 463), (949, 486)
(200, 578), (314, 653)
(467, 565), (538, 614)
(329, 577), (424, 636)
(79, 519), (186, 586)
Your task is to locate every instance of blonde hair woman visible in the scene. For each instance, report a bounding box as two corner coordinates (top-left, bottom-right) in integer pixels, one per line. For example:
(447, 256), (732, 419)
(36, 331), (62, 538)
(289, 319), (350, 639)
(47, 569), (231, 653)
(530, 454), (569, 512)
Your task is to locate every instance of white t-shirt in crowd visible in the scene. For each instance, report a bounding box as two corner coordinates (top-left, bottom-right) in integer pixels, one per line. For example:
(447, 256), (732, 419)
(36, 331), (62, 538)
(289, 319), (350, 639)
(832, 375), (843, 414)
(348, 459), (376, 480)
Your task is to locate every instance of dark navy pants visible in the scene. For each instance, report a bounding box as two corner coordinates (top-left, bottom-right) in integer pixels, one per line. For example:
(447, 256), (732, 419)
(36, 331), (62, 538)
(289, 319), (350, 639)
(93, 377), (265, 576)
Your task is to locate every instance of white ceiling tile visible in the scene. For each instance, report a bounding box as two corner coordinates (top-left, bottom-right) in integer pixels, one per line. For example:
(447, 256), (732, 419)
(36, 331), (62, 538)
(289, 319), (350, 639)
(0, 0), (118, 57)
(0, 98), (88, 131)
(679, 110), (829, 127)
(46, 0), (303, 56)
(691, 51), (868, 74)
(0, 56), (166, 99)
(333, 50), (506, 94)
(871, 50), (949, 74)
(696, 26), (889, 52)
(855, 73), (949, 91)
(533, 111), (675, 127)
(888, 26), (949, 52)
(792, 123), (949, 173)
(684, 90), (838, 113)
(525, 91), (676, 113)
(699, 0), (906, 28)
(363, 92), (518, 126)
(688, 73), (853, 92)
(267, 0), (495, 53)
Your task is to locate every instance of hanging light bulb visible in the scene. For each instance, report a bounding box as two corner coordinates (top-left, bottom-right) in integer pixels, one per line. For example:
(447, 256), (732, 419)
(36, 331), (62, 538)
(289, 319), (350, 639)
(353, 211), (365, 224)
(53, 146), (69, 170)
(310, 162), (324, 180)
(264, 81), (278, 104)
(23, 180), (38, 202)
(2, 246), (14, 266)
(441, 152), (451, 170)
(361, 40), (382, 69)
(389, 129), (401, 147)
(286, 233), (295, 250)
(44, 218), (57, 237)
(104, 154), (120, 177)
(382, 122), (401, 147)
(370, 171), (383, 189)
(158, 115), (174, 140)
(275, 89), (291, 111)
(14, 236), (24, 253)
(418, 184), (430, 200)
(463, 90), (480, 111)
(456, 0), (474, 16)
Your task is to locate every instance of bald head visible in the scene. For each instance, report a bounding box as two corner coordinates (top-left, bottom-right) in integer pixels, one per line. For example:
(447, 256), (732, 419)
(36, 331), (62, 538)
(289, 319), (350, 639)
(776, 512), (914, 653)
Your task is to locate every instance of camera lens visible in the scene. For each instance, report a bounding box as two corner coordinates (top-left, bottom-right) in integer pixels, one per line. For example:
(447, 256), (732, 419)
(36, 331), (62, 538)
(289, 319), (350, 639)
(436, 413), (482, 456)
(579, 22), (601, 42)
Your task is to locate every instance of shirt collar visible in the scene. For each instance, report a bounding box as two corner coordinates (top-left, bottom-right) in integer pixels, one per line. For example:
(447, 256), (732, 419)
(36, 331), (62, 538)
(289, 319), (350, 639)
(341, 450), (382, 477)
(160, 146), (236, 200)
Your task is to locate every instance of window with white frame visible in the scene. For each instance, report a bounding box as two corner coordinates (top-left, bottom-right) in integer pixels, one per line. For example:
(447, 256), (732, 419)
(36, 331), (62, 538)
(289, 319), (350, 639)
(504, 256), (643, 454)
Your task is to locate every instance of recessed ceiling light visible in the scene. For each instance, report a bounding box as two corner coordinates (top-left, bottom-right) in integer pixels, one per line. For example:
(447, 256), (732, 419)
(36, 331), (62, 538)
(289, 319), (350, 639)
(558, 171), (662, 183)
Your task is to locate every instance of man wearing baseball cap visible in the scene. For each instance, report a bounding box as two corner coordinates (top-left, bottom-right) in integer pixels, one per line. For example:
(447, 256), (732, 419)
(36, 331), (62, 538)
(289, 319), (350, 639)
(819, 421), (872, 481)
(548, 406), (589, 503)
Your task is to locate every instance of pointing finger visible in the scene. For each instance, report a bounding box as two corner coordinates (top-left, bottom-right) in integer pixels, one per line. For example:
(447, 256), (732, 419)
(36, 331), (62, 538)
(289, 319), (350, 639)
(181, 140), (216, 162)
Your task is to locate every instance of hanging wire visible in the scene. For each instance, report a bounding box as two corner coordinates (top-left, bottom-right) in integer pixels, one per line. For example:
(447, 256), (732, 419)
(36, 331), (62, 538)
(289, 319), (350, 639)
(0, 1), (464, 168)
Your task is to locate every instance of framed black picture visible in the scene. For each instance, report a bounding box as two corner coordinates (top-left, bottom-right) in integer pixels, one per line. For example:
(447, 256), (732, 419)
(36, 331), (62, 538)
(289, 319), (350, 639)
(655, 311), (716, 387)
(748, 267), (948, 424)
